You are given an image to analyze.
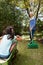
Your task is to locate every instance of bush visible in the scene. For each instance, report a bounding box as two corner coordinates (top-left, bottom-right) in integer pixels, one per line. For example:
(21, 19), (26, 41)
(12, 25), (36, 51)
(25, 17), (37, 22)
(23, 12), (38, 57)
(36, 19), (43, 32)
(0, 2), (22, 36)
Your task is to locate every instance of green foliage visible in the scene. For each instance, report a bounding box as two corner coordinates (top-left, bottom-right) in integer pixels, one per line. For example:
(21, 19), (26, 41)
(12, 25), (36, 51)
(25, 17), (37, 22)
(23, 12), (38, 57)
(0, 1), (22, 36)
(36, 19), (43, 32)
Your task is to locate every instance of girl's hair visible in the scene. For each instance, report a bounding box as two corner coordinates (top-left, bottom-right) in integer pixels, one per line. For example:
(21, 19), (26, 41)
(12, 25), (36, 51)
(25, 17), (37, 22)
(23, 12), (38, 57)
(3, 26), (14, 39)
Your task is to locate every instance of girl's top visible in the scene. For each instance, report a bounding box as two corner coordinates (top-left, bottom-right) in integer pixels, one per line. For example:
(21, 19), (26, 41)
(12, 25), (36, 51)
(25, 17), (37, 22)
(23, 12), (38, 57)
(0, 35), (17, 56)
(30, 16), (36, 30)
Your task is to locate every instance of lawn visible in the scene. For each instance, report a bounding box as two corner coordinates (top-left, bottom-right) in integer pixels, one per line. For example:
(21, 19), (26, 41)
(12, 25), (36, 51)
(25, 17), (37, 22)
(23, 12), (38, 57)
(13, 40), (43, 65)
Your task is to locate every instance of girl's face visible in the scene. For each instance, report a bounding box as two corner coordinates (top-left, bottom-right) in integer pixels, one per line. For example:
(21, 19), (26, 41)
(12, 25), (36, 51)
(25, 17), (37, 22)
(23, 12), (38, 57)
(30, 14), (33, 18)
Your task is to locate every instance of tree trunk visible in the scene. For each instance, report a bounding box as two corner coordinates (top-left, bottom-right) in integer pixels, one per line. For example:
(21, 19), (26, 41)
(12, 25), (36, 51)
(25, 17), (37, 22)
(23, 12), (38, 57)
(36, 0), (41, 20)
(24, 0), (41, 20)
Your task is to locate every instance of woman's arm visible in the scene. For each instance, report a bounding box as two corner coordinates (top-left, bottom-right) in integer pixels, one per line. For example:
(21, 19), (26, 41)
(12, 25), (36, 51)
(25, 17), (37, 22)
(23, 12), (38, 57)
(16, 35), (22, 41)
(0, 36), (3, 40)
(0, 36), (3, 42)
(10, 43), (16, 53)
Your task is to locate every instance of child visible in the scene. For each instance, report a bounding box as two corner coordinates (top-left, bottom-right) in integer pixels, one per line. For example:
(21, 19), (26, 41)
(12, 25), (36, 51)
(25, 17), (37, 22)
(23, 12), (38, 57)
(29, 11), (36, 42)
(0, 26), (22, 59)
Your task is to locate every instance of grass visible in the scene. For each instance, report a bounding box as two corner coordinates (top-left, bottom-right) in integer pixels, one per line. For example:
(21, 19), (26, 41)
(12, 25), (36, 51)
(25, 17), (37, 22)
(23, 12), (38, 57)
(12, 40), (43, 65)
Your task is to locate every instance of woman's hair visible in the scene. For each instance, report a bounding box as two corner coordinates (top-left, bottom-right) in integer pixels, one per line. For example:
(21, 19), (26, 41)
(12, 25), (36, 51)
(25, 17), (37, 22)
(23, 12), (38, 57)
(3, 26), (14, 39)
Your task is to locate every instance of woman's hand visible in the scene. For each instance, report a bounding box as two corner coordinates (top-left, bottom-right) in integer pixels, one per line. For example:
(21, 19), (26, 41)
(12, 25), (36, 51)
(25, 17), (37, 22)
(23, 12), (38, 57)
(16, 35), (22, 41)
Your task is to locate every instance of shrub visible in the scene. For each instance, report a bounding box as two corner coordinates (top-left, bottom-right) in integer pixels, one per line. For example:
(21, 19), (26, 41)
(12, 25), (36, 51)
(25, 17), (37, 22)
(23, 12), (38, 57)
(36, 19), (43, 32)
(0, 2), (22, 36)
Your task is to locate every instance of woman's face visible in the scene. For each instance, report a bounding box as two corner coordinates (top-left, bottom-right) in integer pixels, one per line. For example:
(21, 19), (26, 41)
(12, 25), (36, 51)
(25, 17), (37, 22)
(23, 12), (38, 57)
(11, 28), (14, 34)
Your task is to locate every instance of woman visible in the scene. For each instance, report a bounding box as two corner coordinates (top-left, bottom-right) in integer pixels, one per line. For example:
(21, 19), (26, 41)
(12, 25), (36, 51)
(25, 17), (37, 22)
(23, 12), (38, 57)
(0, 26), (22, 59)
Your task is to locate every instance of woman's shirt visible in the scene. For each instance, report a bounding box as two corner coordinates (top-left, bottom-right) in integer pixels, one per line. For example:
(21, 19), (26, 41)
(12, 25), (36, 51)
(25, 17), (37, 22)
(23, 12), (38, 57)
(0, 35), (16, 56)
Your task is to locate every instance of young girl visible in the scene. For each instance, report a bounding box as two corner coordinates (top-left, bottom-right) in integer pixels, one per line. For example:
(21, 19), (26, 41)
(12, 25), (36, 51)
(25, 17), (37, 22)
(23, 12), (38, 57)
(29, 11), (36, 42)
(0, 26), (22, 59)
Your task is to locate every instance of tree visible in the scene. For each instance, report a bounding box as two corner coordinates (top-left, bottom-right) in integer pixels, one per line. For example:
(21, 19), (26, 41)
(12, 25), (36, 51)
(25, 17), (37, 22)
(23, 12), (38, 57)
(0, 1), (23, 36)
(0, 0), (43, 36)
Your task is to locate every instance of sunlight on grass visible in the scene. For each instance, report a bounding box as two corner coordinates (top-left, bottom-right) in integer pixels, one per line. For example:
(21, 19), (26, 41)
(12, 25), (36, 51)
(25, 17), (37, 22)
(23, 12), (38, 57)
(13, 40), (43, 65)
